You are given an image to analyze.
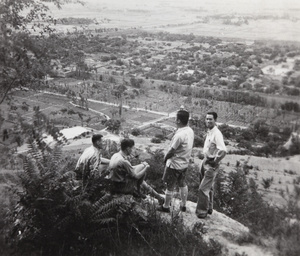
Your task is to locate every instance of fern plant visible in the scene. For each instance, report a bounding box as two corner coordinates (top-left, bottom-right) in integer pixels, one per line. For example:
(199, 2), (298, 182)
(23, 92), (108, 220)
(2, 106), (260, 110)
(8, 139), (135, 255)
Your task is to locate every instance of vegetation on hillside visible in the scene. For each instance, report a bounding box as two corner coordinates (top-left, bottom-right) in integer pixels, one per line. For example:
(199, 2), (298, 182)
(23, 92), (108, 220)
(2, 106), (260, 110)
(0, 138), (299, 255)
(1, 140), (222, 256)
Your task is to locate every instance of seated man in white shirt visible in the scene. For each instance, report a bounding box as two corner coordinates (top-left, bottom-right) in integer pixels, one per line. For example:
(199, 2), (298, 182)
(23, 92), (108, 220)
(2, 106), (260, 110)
(75, 134), (110, 185)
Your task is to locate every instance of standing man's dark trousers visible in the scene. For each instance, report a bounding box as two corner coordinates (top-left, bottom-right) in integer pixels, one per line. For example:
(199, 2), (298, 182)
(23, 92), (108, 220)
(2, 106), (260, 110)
(196, 160), (219, 218)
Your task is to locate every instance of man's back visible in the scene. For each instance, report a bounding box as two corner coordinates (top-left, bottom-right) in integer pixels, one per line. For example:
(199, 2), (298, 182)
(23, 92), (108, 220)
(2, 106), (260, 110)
(167, 126), (194, 170)
(75, 145), (101, 179)
(108, 152), (133, 183)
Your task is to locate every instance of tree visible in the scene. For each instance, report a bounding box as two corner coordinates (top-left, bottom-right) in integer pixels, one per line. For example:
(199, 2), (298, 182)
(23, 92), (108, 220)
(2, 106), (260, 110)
(0, 0), (82, 104)
(104, 119), (121, 134)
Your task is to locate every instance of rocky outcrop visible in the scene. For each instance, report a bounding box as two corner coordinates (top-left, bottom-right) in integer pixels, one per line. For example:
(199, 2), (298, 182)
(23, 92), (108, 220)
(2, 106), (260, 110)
(151, 197), (274, 256)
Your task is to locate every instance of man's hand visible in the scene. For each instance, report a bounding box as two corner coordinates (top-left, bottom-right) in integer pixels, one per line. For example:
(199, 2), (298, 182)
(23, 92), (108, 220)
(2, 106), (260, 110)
(208, 160), (217, 167)
(142, 161), (149, 168)
(164, 148), (176, 163)
(205, 158), (217, 167)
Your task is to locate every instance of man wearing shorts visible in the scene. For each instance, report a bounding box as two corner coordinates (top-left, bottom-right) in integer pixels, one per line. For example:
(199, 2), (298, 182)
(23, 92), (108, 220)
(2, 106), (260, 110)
(159, 108), (194, 212)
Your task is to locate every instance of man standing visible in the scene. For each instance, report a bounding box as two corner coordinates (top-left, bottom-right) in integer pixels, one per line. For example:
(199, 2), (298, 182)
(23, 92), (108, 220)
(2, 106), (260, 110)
(75, 134), (110, 184)
(109, 138), (164, 202)
(196, 112), (227, 218)
(159, 108), (194, 212)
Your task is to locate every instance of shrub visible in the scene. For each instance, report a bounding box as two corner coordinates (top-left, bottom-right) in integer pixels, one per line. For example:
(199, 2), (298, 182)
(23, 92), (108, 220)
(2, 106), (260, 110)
(131, 128), (141, 136)
(7, 141), (133, 255)
(151, 137), (161, 143)
(154, 133), (165, 140)
(145, 149), (165, 192)
(194, 135), (204, 147)
(261, 177), (273, 189)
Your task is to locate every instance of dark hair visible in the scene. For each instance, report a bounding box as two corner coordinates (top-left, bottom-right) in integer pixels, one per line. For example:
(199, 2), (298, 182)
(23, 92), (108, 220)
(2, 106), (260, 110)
(177, 109), (189, 125)
(120, 138), (135, 151)
(206, 111), (218, 120)
(92, 134), (103, 144)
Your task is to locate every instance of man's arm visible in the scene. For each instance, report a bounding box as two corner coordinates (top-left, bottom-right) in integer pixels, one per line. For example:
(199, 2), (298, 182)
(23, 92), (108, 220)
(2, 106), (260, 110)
(100, 157), (110, 164)
(164, 147), (176, 164)
(122, 160), (147, 179)
(213, 150), (226, 165)
(211, 130), (227, 166)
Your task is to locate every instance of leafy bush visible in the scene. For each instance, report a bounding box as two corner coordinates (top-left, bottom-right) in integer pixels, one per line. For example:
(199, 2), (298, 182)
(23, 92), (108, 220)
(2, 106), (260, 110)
(261, 177), (273, 189)
(194, 135), (204, 147)
(145, 149), (165, 192)
(154, 133), (165, 140)
(131, 128), (141, 136)
(7, 141), (135, 255)
(151, 137), (161, 143)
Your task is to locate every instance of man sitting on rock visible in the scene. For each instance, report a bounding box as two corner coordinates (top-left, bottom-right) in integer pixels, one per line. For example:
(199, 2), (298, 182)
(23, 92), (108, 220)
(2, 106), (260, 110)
(75, 134), (110, 185)
(108, 138), (163, 203)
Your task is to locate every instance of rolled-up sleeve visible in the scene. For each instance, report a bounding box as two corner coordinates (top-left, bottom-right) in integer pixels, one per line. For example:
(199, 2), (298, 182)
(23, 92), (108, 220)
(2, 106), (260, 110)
(215, 130), (227, 153)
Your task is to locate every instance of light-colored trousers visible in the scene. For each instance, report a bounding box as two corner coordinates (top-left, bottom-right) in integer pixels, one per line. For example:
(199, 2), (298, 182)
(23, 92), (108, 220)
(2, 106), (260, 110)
(195, 160), (219, 218)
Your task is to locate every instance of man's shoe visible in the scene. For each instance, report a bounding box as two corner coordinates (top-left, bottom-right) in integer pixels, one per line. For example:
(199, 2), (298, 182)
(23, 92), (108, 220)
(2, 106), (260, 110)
(207, 209), (213, 215)
(157, 205), (170, 213)
(196, 213), (207, 219)
(180, 206), (186, 212)
(157, 196), (165, 205)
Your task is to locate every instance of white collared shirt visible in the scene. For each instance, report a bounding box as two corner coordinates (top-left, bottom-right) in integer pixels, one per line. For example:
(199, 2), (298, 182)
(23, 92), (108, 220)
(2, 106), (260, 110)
(203, 126), (227, 158)
(166, 126), (194, 170)
(75, 145), (101, 173)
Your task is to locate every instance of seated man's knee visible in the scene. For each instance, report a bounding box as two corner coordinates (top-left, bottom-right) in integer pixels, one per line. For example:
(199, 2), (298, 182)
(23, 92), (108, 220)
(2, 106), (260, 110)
(204, 168), (216, 178)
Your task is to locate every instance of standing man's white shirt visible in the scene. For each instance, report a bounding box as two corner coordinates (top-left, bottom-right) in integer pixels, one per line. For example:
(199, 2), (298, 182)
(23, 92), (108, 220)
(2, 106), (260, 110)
(166, 126), (194, 170)
(203, 126), (227, 159)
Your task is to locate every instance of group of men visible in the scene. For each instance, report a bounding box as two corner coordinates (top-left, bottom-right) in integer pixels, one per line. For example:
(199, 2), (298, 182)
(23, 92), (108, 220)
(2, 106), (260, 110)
(75, 108), (227, 219)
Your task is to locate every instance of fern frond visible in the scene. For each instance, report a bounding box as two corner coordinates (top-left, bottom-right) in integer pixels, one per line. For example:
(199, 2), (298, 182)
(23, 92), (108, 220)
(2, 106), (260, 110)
(65, 193), (83, 206)
(92, 208), (115, 222)
(59, 171), (76, 181)
(54, 215), (74, 232)
(91, 193), (112, 212)
(92, 217), (116, 226)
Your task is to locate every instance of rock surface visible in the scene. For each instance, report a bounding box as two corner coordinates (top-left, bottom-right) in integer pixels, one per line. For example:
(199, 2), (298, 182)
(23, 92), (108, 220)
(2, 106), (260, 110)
(152, 197), (274, 256)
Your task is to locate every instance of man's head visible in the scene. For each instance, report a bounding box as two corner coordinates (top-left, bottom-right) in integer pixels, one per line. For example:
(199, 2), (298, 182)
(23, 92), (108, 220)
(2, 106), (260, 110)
(92, 134), (103, 149)
(176, 109), (190, 127)
(205, 111), (217, 129)
(120, 138), (135, 156)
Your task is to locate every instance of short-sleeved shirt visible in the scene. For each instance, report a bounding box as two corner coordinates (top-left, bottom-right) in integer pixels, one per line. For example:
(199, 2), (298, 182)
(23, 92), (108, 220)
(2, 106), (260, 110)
(166, 126), (194, 170)
(203, 126), (227, 158)
(75, 145), (101, 178)
(108, 151), (134, 183)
